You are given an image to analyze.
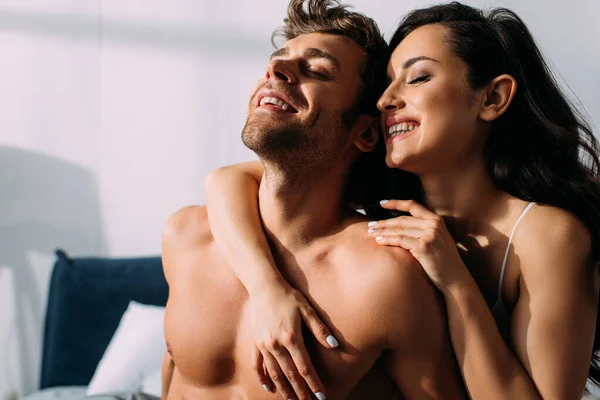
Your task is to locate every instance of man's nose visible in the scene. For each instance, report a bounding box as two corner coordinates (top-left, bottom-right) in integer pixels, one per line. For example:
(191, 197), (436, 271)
(265, 59), (298, 84)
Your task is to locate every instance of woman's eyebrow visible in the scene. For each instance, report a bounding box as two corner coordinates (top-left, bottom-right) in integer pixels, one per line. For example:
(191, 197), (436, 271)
(402, 55), (440, 69)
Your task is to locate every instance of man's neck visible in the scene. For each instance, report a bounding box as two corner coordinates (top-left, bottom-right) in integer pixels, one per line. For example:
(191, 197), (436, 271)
(258, 162), (348, 254)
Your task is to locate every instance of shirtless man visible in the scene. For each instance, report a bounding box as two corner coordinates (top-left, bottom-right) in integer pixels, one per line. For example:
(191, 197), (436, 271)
(160, 1), (466, 399)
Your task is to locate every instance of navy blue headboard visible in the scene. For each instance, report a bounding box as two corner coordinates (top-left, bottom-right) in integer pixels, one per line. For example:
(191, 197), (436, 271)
(40, 249), (169, 389)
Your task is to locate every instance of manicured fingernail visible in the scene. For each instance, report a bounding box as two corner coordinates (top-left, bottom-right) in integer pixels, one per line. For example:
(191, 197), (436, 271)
(368, 228), (376, 234)
(326, 335), (339, 348)
(262, 384), (270, 392)
(368, 221), (378, 227)
(376, 236), (384, 241)
(316, 392), (326, 400)
(380, 200), (389, 204)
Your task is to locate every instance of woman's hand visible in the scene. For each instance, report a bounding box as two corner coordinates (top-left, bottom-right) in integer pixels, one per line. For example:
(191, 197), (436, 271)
(367, 199), (467, 291)
(249, 280), (337, 400)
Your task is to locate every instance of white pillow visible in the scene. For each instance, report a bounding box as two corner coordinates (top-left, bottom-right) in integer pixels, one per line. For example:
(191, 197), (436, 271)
(142, 368), (163, 397)
(86, 301), (166, 396)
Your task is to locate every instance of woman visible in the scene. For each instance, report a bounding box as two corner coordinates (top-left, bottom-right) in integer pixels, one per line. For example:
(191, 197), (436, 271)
(203, 2), (600, 399)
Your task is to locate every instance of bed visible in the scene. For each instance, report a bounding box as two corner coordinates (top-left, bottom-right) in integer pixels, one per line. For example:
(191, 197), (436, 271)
(22, 249), (169, 400)
(26, 250), (600, 400)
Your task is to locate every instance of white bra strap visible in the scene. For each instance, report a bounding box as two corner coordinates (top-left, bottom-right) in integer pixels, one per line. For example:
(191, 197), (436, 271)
(497, 202), (536, 301)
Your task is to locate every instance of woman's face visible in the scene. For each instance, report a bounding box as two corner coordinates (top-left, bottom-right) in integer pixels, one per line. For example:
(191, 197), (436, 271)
(377, 24), (487, 174)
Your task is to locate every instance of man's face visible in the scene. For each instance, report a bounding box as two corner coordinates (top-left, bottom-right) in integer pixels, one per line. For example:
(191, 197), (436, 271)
(242, 32), (367, 167)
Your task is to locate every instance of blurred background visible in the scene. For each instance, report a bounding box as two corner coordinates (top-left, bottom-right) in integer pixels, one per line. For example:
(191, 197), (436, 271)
(0, 0), (598, 398)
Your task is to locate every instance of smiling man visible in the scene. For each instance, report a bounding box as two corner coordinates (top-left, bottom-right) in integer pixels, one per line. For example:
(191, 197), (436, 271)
(160, 1), (466, 399)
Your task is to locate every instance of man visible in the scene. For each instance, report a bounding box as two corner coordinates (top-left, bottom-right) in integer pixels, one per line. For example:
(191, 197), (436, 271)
(161, 0), (466, 398)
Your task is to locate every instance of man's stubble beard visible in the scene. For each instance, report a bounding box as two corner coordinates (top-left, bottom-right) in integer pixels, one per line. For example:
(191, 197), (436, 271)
(241, 107), (358, 185)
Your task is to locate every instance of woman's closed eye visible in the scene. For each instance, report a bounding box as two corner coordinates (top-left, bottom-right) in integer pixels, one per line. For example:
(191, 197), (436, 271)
(407, 74), (431, 85)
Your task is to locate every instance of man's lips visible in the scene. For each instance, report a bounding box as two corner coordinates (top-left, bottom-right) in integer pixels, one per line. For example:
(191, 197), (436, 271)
(256, 90), (298, 113)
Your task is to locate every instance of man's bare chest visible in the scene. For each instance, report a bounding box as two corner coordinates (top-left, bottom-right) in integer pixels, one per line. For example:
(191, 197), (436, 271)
(164, 247), (395, 398)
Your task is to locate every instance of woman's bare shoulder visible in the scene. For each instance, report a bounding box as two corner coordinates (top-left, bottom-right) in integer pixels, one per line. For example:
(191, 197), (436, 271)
(511, 202), (592, 276)
(514, 203), (590, 250)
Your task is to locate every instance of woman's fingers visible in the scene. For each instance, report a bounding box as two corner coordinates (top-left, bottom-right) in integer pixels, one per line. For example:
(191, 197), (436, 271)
(379, 199), (437, 219)
(285, 329), (327, 399)
(262, 350), (296, 399)
(252, 345), (273, 393)
(262, 343), (312, 400)
(370, 227), (424, 239)
(369, 215), (431, 230)
(374, 234), (420, 250)
(249, 288), (332, 400)
(299, 302), (338, 349)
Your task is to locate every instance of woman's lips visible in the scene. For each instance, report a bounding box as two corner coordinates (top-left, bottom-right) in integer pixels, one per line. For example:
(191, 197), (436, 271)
(386, 126), (419, 145)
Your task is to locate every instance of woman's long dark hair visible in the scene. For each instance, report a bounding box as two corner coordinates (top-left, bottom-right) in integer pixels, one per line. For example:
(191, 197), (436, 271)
(388, 2), (600, 388)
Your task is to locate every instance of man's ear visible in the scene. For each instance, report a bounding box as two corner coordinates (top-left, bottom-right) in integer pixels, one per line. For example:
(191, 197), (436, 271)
(479, 74), (517, 121)
(353, 115), (379, 153)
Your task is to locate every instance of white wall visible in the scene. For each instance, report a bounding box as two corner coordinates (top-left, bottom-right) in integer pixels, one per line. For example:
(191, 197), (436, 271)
(0, 0), (598, 397)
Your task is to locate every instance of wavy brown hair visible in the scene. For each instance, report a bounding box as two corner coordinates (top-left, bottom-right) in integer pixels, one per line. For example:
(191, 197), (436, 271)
(389, 2), (600, 389)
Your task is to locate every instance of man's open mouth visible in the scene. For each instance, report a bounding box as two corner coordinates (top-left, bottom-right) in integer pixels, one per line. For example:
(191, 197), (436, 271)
(259, 96), (295, 112)
(256, 90), (299, 113)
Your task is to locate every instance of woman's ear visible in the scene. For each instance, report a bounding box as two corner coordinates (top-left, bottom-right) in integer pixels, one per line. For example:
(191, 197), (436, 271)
(353, 116), (379, 153)
(479, 74), (517, 121)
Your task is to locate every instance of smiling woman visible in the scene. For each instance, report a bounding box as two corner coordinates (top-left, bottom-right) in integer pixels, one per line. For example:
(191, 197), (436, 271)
(368, 5), (600, 398)
(198, 1), (600, 400)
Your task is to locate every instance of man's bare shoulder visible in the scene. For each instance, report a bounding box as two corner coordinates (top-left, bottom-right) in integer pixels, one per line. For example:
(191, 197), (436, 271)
(332, 218), (440, 332)
(163, 205), (214, 249)
(161, 205), (215, 284)
(334, 217), (421, 278)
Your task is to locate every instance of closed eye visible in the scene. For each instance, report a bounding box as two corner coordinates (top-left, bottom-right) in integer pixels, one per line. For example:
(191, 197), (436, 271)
(407, 75), (430, 85)
(303, 63), (330, 80)
(308, 69), (330, 80)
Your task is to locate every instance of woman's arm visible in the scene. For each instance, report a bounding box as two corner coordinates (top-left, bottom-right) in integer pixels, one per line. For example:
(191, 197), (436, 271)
(204, 161), (281, 293)
(443, 209), (597, 400)
(204, 160), (337, 400)
(372, 200), (598, 399)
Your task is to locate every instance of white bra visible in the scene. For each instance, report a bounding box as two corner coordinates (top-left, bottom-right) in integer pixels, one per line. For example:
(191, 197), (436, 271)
(491, 202), (536, 337)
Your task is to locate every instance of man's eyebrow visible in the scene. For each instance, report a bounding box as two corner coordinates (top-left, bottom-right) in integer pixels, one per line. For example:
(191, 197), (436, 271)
(402, 56), (440, 69)
(303, 48), (340, 72)
(270, 47), (341, 73)
(270, 47), (289, 60)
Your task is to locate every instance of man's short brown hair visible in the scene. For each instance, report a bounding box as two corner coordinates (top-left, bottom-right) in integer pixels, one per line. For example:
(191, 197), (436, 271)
(272, 0), (388, 117)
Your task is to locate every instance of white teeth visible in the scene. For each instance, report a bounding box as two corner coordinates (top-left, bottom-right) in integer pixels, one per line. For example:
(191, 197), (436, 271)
(260, 96), (292, 111)
(388, 122), (419, 138)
